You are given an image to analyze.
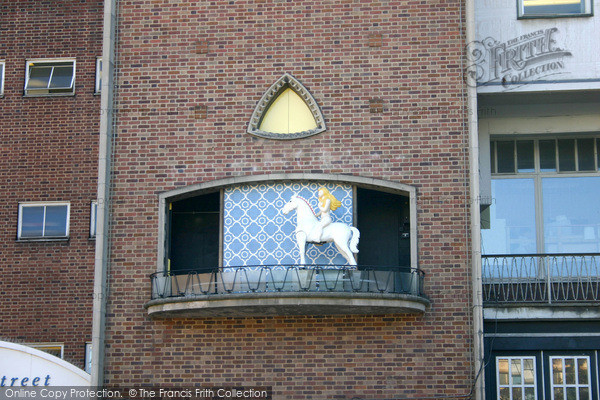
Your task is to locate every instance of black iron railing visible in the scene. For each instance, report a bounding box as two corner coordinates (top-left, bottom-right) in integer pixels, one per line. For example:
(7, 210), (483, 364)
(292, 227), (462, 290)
(482, 253), (600, 304)
(150, 265), (426, 300)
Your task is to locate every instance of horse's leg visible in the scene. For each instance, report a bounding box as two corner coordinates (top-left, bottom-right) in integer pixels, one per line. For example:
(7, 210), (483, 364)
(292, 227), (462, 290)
(296, 231), (307, 265)
(333, 238), (357, 266)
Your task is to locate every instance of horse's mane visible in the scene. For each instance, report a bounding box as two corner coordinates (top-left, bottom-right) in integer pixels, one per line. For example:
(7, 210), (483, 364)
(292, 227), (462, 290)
(294, 195), (317, 217)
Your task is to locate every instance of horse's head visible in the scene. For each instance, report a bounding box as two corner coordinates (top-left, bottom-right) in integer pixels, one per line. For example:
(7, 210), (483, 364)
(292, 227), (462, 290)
(281, 194), (298, 215)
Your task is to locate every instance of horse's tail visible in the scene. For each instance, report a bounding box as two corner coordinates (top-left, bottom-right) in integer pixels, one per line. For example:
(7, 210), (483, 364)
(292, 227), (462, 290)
(349, 227), (360, 253)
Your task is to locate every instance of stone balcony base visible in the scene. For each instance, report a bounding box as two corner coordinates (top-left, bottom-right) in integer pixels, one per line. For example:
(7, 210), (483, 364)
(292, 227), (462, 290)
(145, 291), (430, 318)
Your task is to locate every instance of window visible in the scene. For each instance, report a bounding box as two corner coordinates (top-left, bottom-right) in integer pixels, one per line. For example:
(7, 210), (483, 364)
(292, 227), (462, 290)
(247, 73), (326, 140)
(28, 343), (64, 359)
(90, 201), (97, 238)
(259, 88), (318, 134)
(483, 137), (600, 255)
(518, 0), (592, 18)
(550, 356), (592, 400)
(496, 356), (537, 400)
(18, 202), (70, 240)
(95, 57), (102, 94)
(85, 342), (92, 374)
(25, 59), (75, 96)
(482, 178), (537, 254)
(488, 351), (598, 400)
(0, 60), (5, 96)
(490, 138), (600, 175)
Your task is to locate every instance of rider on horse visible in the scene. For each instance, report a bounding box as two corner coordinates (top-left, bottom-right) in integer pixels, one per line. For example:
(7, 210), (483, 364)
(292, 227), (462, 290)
(314, 187), (342, 242)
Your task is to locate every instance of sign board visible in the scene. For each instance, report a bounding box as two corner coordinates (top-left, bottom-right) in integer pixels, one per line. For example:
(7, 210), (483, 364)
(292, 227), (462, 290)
(0, 341), (90, 387)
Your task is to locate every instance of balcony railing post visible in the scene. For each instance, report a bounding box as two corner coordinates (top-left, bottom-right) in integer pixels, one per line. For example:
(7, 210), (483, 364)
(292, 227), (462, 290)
(545, 255), (552, 305)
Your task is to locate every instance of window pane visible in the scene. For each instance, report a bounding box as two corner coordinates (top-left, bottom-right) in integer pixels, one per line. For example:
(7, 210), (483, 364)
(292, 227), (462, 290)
(553, 358), (564, 384)
(523, 359), (535, 384)
(96, 59), (102, 93)
(499, 387), (510, 400)
(512, 387), (522, 400)
(523, 0), (585, 16)
(511, 359), (522, 385)
(579, 387), (590, 400)
(517, 141), (535, 172)
(540, 139), (556, 172)
(577, 358), (588, 384)
(554, 387), (564, 400)
(482, 179), (536, 254)
(558, 139), (576, 172)
(597, 139), (600, 171)
(564, 358), (575, 384)
(543, 177), (600, 253)
(497, 141), (515, 173)
(577, 139), (595, 171)
(491, 141), (497, 174)
(498, 359), (509, 385)
(0, 63), (4, 94)
(566, 387), (576, 400)
(91, 203), (97, 237)
(20, 206), (44, 237)
(44, 205), (68, 237)
(28, 66), (52, 89)
(524, 387), (535, 400)
(49, 65), (74, 89)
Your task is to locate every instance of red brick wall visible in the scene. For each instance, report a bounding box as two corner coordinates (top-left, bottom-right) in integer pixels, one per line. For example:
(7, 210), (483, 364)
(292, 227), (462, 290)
(0, 0), (103, 369)
(105, 0), (472, 398)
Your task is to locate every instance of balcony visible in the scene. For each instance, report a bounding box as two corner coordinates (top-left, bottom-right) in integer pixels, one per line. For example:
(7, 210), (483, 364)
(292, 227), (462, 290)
(482, 253), (600, 305)
(145, 265), (429, 318)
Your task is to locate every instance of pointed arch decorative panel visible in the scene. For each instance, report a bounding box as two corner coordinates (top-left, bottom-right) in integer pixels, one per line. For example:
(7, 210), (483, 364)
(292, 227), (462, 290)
(247, 73), (326, 140)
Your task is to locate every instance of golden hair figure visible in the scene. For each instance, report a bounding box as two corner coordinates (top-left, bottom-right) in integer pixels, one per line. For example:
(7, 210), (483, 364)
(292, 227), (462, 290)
(318, 187), (342, 211)
(313, 187), (342, 242)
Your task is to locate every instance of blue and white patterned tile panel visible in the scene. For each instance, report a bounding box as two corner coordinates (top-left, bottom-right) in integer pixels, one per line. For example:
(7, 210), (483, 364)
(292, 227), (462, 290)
(223, 182), (353, 267)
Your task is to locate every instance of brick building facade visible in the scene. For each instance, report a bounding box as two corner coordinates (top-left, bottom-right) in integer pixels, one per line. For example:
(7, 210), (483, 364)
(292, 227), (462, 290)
(1, 0), (482, 398)
(0, 0), (103, 370)
(98, 0), (478, 398)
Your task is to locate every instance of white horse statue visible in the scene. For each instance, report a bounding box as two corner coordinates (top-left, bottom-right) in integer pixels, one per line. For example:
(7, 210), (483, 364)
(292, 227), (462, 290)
(281, 194), (360, 266)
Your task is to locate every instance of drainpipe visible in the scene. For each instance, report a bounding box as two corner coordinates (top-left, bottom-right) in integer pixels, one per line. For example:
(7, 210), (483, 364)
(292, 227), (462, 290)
(91, 0), (118, 387)
(465, 0), (485, 399)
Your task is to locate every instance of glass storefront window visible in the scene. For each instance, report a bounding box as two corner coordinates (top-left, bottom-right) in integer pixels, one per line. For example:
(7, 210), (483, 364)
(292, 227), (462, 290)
(482, 179), (536, 254)
(542, 177), (600, 253)
(486, 138), (600, 256)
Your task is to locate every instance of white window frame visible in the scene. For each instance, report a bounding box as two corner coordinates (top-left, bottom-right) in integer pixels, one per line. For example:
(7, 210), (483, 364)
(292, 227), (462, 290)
(90, 201), (97, 239)
(24, 58), (76, 96)
(518, 0), (592, 19)
(550, 356), (592, 400)
(27, 343), (64, 359)
(17, 202), (70, 240)
(496, 356), (538, 400)
(95, 57), (102, 94)
(0, 60), (5, 97)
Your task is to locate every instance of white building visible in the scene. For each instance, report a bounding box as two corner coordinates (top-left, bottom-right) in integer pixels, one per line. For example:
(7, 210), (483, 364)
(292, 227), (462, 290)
(475, 0), (600, 399)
